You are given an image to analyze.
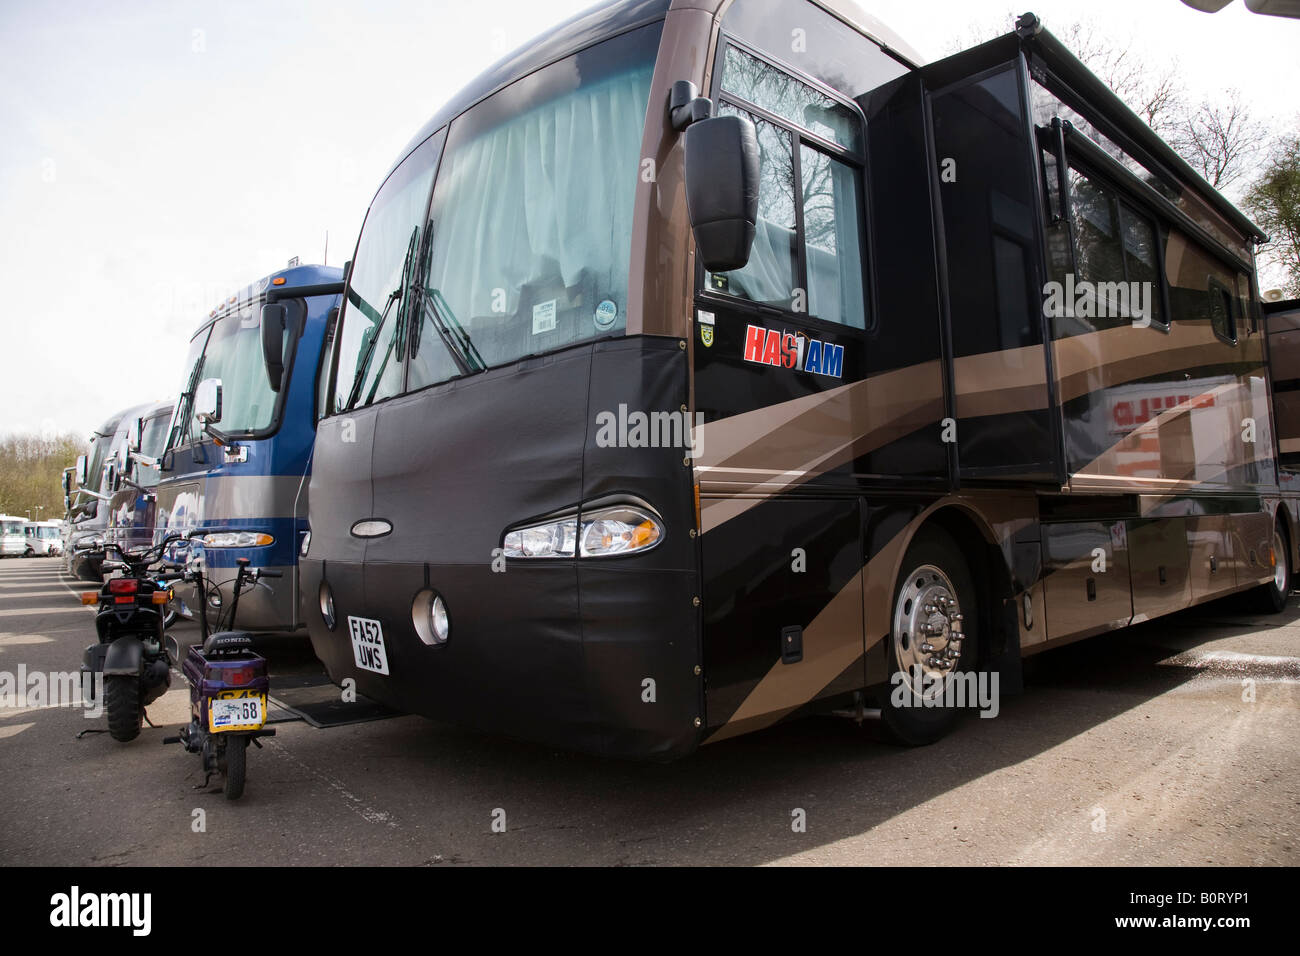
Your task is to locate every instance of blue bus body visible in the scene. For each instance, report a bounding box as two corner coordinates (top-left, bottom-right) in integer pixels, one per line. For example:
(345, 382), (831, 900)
(156, 264), (344, 631)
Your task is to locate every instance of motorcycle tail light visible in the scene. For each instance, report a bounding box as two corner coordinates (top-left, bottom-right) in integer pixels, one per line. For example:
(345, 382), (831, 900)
(108, 578), (138, 595)
(214, 664), (255, 686)
(114, 595), (134, 604)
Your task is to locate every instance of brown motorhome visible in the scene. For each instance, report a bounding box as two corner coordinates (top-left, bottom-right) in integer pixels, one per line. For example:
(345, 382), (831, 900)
(300, 0), (1284, 758)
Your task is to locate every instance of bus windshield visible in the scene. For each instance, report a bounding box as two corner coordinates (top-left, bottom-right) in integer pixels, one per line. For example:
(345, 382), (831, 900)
(405, 23), (661, 392)
(174, 304), (294, 444)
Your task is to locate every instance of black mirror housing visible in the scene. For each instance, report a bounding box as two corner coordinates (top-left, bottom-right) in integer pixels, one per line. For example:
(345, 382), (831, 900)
(261, 303), (288, 392)
(683, 114), (760, 273)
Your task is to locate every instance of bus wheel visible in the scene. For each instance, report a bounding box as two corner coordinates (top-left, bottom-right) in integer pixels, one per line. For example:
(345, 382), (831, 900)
(1248, 524), (1290, 614)
(879, 526), (977, 746)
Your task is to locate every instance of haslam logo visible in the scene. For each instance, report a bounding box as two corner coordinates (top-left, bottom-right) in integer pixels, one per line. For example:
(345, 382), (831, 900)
(49, 886), (151, 936)
(742, 324), (843, 378)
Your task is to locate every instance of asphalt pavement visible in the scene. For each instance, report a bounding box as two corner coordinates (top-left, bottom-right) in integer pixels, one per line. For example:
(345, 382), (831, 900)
(1, 556), (1296, 866)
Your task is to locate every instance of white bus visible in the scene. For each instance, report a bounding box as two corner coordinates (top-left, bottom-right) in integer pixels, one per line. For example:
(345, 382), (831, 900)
(23, 520), (63, 557)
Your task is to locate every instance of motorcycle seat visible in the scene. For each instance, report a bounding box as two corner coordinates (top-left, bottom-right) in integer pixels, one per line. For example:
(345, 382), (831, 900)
(203, 631), (256, 656)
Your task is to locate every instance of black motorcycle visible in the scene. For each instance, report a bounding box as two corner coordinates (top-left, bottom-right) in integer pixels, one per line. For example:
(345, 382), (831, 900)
(78, 536), (185, 742)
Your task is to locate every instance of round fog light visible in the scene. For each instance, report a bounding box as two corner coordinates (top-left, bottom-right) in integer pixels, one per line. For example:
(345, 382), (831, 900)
(319, 581), (336, 630)
(412, 589), (450, 646)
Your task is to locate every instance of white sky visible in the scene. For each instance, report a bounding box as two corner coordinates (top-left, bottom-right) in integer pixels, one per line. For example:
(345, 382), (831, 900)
(1, 0), (1297, 438)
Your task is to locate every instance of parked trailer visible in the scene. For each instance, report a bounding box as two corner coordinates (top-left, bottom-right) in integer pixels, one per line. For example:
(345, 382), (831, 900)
(301, 0), (1283, 759)
(156, 264), (345, 631)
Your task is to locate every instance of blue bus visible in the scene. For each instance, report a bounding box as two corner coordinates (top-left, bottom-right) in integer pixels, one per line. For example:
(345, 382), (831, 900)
(157, 264), (344, 631)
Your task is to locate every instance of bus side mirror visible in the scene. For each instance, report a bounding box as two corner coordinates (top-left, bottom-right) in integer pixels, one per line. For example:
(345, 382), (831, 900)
(63, 494), (71, 512)
(261, 303), (288, 392)
(75, 454), (88, 486)
(128, 417), (144, 454)
(683, 114), (760, 273)
(61, 468), (72, 494)
(195, 378), (223, 425)
(105, 461), (117, 492)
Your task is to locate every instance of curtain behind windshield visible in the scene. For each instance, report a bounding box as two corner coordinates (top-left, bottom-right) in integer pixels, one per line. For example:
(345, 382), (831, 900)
(409, 25), (659, 390)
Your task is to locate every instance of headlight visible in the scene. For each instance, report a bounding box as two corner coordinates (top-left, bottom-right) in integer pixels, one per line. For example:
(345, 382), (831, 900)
(502, 519), (577, 558)
(502, 504), (663, 559)
(578, 507), (663, 557)
(202, 532), (274, 548)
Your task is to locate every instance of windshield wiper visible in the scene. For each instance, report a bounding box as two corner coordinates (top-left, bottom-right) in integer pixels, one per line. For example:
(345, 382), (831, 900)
(344, 228), (420, 411)
(420, 287), (485, 375)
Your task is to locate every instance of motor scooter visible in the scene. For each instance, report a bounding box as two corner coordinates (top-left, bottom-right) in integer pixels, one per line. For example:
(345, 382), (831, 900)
(164, 555), (278, 799)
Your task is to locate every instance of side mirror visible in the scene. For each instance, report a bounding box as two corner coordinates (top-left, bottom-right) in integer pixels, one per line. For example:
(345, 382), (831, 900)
(63, 494), (71, 512)
(195, 378), (223, 425)
(105, 461), (118, 492)
(261, 303), (288, 392)
(128, 417), (144, 454)
(683, 114), (760, 273)
(75, 454), (88, 487)
(61, 468), (72, 494)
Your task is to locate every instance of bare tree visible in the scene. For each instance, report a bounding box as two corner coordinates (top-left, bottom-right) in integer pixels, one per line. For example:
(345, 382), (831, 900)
(1167, 90), (1270, 190)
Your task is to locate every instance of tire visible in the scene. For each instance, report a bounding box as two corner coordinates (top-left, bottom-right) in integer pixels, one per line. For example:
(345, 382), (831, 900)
(878, 526), (978, 746)
(1247, 524), (1290, 614)
(104, 676), (142, 742)
(223, 736), (247, 800)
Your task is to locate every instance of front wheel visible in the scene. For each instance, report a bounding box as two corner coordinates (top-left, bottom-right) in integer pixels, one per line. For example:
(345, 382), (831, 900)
(104, 675), (142, 742)
(1247, 525), (1291, 614)
(878, 526), (978, 746)
(223, 736), (247, 800)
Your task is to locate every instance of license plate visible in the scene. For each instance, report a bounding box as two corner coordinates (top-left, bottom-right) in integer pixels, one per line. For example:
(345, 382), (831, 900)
(348, 616), (389, 675)
(209, 690), (266, 732)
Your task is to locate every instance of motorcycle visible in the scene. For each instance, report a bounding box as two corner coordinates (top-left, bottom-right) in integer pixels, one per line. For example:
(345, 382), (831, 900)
(164, 554), (278, 800)
(78, 537), (186, 742)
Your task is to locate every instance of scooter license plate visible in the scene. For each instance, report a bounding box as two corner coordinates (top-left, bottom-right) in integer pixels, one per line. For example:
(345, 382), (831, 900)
(209, 690), (266, 733)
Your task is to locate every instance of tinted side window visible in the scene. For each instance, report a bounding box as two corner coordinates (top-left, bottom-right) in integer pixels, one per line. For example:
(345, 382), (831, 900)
(709, 44), (868, 330)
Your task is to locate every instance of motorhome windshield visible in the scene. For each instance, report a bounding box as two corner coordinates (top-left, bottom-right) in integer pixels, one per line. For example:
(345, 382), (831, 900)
(330, 22), (662, 411)
(412, 24), (659, 387)
(84, 431), (114, 493)
(135, 410), (171, 485)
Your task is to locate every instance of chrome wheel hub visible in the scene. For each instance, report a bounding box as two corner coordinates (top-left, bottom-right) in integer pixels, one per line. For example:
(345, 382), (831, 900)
(893, 563), (964, 699)
(1273, 531), (1288, 594)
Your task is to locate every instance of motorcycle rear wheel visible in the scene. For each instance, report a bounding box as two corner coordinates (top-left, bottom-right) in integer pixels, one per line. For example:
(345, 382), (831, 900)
(223, 736), (247, 800)
(104, 676), (142, 742)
